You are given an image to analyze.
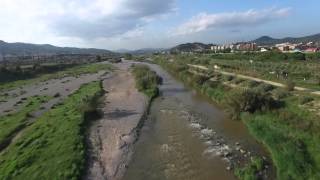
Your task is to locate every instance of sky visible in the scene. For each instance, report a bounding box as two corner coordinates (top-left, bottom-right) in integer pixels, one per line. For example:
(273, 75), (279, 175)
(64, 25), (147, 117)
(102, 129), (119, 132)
(0, 0), (320, 50)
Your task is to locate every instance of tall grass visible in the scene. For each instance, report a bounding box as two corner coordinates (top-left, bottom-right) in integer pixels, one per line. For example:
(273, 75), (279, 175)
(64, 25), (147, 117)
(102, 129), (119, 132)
(132, 64), (162, 98)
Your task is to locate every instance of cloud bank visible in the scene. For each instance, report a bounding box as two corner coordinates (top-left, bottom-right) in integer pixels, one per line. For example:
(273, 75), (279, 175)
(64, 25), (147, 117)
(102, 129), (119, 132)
(173, 8), (291, 36)
(0, 0), (175, 41)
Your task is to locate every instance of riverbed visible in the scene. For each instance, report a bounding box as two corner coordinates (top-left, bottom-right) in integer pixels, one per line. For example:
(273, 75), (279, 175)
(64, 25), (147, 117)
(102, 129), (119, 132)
(123, 62), (273, 180)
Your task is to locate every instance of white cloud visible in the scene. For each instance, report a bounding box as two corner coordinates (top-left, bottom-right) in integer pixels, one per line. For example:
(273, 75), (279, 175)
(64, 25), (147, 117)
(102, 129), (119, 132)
(173, 8), (291, 36)
(0, 0), (175, 43)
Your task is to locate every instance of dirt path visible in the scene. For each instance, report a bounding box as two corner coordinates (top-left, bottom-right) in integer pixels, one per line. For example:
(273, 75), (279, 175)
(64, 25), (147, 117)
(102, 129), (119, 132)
(85, 62), (148, 180)
(188, 64), (320, 96)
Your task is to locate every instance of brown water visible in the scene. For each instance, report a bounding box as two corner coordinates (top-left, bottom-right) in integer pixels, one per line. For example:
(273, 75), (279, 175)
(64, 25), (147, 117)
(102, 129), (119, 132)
(123, 63), (271, 180)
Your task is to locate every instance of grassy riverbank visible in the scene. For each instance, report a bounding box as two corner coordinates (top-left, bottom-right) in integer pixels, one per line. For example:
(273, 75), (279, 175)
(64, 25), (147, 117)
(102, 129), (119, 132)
(0, 81), (104, 179)
(0, 96), (50, 149)
(154, 55), (320, 179)
(132, 64), (162, 98)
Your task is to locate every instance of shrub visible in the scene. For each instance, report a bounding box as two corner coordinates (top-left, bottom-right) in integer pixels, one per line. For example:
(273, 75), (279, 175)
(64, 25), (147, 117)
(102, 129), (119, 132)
(233, 78), (244, 84)
(257, 83), (274, 92)
(53, 93), (61, 98)
(132, 65), (161, 98)
(285, 80), (295, 91)
(235, 157), (265, 180)
(299, 96), (314, 105)
(192, 75), (209, 86)
(225, 88), (278, 120)
(287, 52), (306, 61)
(225, 75), (234, 81)
(273, 89), (290, 100)
(248, 80), (260, 88)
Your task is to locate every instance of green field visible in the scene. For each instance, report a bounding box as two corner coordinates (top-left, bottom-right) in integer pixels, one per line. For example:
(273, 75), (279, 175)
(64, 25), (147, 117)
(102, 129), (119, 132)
(0, 81), (103, 179)
(164, 53), (320, 90)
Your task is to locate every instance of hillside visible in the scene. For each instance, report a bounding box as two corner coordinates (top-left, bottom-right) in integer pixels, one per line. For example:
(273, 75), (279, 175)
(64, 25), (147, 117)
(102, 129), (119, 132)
(171, 43), (211, 52)
(116, 48), (165, 55)
(253, 33), (320, 45)
(0, 40), (114, 56)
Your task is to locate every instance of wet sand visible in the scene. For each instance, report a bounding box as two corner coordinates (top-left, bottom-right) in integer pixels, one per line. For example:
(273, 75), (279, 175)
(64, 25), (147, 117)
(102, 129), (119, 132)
(85, 62), (148, 180)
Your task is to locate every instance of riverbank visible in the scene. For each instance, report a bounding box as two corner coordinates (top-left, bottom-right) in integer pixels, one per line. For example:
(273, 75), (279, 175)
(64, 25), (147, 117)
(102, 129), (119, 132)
(85, 62), (160, 180)
(0, 81), (104, 179)
(152, 55), (320, 179)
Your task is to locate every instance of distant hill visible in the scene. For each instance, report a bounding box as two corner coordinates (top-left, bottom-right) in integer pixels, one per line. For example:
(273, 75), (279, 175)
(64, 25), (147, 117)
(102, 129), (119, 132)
(116, 48), (165, 55)
(171, 43), (210, 52)
(0, 40), (114, 56)
(252, 33), (320, 46)
(130, 48), (165, 55)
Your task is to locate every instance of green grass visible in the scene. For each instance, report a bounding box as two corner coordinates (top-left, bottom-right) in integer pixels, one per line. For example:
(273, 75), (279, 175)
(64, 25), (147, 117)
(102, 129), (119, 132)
(0, 63), (113, 92)
(235, 157), (264, 180)
(243, 112), (320, 179)
(0, 81), (104, 179)
(0, 96), (50, 148)
(132, 64), (162, 98)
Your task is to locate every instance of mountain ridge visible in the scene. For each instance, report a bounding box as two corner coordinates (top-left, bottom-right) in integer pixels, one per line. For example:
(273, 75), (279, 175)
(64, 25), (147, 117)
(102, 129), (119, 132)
(0, 40), (114, 56)
(252, 33), (320, 45)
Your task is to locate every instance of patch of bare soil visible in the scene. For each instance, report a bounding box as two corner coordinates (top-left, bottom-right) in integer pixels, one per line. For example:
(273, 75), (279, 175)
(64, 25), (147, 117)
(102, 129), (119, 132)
(85, 63), (148, 180)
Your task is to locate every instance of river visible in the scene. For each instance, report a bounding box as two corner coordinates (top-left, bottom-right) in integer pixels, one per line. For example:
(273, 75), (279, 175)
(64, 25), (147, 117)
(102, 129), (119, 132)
(123, 63), (272, 180)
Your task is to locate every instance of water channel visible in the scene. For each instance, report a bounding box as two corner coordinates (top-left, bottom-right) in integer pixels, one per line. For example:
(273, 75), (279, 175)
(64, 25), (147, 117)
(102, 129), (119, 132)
(123, 63), (272, 180)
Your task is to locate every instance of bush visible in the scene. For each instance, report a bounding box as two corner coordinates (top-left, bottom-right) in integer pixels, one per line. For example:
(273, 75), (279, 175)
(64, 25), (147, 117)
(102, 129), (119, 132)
(286, 80), (295, 91)
(233, 78), (244, 84)
(235, 157), (265, 180)
(273, 89), (290, 100)
(287, 52), (306, 61)
(299, 96), (314, 105)
(225, 88), (278, 120)
(192, 75), (209, 86)
(53, 93), (61, 98)
(257, 83), (274, 92)
(248, 80), (260, 88)
(132, 65), (161, 98)
(225, 75), (234, 81)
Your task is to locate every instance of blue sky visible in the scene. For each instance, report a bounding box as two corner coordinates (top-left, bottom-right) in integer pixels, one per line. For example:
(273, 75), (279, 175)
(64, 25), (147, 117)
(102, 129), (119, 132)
(0, 0), (319, 50)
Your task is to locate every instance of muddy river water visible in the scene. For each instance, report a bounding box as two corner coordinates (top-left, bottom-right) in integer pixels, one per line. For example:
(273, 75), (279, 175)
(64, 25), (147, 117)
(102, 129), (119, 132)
(123, 63), (272, 180)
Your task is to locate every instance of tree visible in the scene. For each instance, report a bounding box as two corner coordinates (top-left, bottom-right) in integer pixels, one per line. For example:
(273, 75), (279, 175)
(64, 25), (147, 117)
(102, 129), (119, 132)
(287, 52), (306, 61)
(96, 55), (102, 62)
(124, 53), (133, 60)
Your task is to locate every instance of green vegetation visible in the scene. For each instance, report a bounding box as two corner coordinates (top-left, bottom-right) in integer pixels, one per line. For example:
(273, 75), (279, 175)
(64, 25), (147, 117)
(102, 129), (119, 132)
(0, 81), (104, 179)
(154, 54), (320, 179)
(225, 89), (278, 120)
(0, 63), (113, 91)
(235, 157), (264, 180)
(209, 51), (314, 61)
(0, 96), (50, 148)
(164, 53), (320, 90)
(132, 64), (162, 98)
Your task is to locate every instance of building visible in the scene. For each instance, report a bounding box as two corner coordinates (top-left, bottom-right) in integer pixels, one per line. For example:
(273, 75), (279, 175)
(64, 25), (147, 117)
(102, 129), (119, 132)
(260, 47), (269, 52)
(275, 42), (299, 52)
(236, 43), (257, 51)
(304, 48), (319, 53)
